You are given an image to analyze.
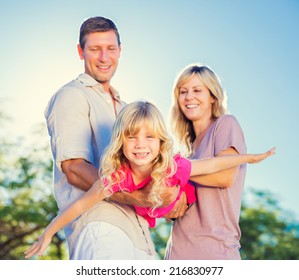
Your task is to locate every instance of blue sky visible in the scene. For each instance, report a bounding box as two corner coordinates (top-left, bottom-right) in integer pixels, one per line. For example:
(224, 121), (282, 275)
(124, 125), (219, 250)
(1, 0), (299, 217)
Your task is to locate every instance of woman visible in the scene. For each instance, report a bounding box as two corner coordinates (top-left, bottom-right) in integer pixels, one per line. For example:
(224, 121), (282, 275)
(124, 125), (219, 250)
(165, 64), (247, 260)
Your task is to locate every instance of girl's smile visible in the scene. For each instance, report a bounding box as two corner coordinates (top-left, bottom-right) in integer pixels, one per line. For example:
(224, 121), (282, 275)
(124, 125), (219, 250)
(123, 126), (160, 171)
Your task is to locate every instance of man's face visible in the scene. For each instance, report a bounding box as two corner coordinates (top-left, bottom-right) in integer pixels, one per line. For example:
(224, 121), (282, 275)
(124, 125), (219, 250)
(78, 30), (121, 92)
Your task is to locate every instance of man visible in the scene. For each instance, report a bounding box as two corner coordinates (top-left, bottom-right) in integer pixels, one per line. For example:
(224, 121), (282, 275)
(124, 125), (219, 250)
(45, 16), (178, 260)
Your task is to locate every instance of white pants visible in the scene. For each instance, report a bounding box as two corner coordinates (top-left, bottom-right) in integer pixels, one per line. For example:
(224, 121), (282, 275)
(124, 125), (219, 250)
(71, 221), (157, 260)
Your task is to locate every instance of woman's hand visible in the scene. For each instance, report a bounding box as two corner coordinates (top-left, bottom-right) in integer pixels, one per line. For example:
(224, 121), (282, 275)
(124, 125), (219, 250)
(163, 192), (188, 221)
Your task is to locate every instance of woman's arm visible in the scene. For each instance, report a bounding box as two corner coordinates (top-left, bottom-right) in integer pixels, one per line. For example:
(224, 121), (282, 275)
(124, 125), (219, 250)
(189, 148), (239, 187)
(24, 180), (108, 258)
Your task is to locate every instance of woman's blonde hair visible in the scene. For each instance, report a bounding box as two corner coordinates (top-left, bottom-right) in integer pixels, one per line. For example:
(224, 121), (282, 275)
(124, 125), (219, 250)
(170, 64), (227, 155)
(100, 101), (176, 213)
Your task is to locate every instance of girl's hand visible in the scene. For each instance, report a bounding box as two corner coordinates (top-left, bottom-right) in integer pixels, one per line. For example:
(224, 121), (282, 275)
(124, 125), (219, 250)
(249, 147), (276, 163)
(24, 233), (52, 259)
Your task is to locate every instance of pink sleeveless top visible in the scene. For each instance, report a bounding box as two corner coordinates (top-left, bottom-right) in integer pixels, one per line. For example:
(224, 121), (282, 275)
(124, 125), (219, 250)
(109, 154), (196, 227)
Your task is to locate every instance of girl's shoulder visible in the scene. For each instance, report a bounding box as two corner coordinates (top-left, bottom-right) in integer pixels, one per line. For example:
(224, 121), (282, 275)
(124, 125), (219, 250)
(173, 153), (190, 166)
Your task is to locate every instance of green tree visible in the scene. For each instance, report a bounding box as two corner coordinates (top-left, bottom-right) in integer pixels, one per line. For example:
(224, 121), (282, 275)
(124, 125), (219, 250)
(240, 188), (299, 259)
(150, 219), (172, 259)
(0, 125), (67, 260)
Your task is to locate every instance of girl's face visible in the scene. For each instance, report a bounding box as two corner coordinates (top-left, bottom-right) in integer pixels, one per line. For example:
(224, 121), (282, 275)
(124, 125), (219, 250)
(123, 126), (160, 171)
(178, 75), (214, 123)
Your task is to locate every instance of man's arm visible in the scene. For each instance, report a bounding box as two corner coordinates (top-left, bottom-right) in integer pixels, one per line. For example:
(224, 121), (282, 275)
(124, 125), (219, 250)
(110, 181), (180, 208)
(61, 158), (99, 191)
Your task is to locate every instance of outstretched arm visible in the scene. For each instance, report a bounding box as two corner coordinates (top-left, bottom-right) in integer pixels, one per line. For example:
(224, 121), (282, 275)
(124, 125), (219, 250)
(24, 180), (109, 259)
(164, 147), (276, 220)
(190, 147), (275, 177)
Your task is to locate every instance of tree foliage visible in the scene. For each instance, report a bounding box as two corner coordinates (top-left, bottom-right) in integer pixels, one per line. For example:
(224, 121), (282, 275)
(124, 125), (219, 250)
(240, 188), (299, 259)
(0, 126), (67, 260)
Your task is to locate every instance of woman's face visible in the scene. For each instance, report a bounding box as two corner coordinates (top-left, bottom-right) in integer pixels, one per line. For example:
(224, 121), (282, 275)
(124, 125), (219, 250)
(178, 75), (214, 123)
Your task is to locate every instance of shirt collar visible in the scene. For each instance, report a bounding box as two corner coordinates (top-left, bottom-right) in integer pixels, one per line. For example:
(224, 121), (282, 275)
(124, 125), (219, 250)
(77, 73), (121, 101)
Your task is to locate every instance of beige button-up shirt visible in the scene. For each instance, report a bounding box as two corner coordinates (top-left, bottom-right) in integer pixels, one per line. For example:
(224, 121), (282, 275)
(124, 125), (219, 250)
(45, 73), (156, 257)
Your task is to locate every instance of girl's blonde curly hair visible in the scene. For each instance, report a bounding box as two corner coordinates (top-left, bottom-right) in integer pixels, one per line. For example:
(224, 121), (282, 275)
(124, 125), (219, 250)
(99, 101), (176, 214)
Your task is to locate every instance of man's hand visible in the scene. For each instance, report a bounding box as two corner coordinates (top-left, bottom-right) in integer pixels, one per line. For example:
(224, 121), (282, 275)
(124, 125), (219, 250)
(110, 181), (180, 208)
(140, 182), (180, 208)
(164, 192), (188, 221)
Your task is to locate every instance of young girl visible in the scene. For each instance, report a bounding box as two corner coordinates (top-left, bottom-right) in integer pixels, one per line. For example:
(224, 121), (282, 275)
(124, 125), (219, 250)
(25, 101), (275, 259)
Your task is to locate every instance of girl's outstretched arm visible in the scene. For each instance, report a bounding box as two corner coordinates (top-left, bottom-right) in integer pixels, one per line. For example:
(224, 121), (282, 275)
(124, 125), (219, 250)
(189, 147), (275, 177)
(24, 180), (109, 259)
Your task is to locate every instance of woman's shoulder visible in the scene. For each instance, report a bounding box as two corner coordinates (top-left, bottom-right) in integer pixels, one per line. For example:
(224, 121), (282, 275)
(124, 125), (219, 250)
(212, 114), (244, 139)
(217, 114), (238, 123)
(215, 114), (242, 129)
